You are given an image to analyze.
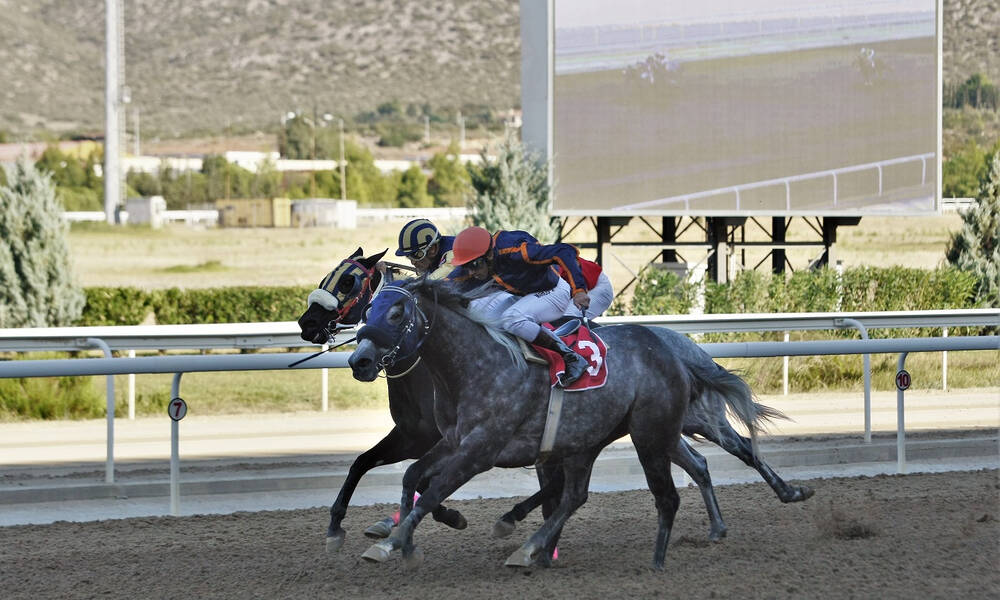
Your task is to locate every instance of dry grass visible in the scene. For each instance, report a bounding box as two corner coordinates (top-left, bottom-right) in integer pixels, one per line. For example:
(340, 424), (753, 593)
(69, 218), (460, 289)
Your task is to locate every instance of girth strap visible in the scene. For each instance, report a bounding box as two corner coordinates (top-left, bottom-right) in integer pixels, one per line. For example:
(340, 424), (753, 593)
(538, 386), (565, 461)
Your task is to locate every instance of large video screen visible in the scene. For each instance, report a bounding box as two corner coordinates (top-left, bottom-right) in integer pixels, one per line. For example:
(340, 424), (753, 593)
(545, 0), (939, 216)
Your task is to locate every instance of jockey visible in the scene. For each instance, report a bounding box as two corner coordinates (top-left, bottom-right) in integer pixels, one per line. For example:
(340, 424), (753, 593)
(560, 256), (614, 320)
(395, 218), (454, 279)
(448, 226), (590, 387)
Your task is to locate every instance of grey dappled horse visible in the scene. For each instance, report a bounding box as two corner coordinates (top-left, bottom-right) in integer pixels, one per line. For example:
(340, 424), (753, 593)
(348, 278), (774, 569)
(298, 250), (813, 551)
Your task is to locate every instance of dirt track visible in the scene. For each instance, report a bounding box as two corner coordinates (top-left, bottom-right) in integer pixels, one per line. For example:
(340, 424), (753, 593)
(2, 470), (997, 599)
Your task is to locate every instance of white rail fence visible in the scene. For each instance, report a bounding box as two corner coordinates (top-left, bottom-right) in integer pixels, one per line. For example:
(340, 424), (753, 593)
(0, 334), (996, 513)
(2, 308), (995, 413)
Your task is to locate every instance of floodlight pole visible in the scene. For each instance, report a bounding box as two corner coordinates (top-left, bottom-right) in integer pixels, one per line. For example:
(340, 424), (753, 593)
(339, 118), (346, 201)
(104, 0), (121, 224)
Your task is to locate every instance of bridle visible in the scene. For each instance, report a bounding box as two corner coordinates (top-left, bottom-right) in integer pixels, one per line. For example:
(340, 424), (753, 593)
(369, 284), (435, 375)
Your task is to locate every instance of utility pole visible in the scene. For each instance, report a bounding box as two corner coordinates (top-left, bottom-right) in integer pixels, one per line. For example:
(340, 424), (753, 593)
(133, 107), (140, 157)
(339, 118), (346, 201)
(104, 0), (121, 224)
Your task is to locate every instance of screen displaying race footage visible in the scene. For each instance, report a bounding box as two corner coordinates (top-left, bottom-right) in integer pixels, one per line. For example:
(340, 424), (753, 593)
(549, 0), (938, 215)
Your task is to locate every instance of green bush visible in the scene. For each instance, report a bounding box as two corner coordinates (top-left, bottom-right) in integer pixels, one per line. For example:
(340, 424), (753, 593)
(80, 287), (155, 325)
(630, 269), (697, 315)
(0, 373), (105, 420)
(631, 265), (977, 317)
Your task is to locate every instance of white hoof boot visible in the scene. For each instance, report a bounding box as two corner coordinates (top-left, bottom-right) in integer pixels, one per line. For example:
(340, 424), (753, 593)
(492, 518), (516, 539)
(325, 531), (346, 554)
(364, 517), (394, 539)
(361, 540), (393, 563)
(504, 543), (538, 568)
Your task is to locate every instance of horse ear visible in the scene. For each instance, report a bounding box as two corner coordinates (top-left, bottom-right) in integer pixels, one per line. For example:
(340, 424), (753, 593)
(357, 248), (389, 270)
(350, 247), (364, 259)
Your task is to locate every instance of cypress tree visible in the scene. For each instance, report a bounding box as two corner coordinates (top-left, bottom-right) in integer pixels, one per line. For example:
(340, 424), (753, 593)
(467, 134), (559, 243)
(0, 159), (85, 327)
(946, 152), (1000, 308)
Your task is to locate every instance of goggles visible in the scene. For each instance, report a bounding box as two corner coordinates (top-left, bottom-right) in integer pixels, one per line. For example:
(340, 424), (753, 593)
(407, 243), (433, 261)
(465, 254), (490, 271)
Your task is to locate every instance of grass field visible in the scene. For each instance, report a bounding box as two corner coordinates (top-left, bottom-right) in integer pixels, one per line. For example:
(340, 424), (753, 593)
(68, 214), (962, 290)
(41, 212), (996, 420)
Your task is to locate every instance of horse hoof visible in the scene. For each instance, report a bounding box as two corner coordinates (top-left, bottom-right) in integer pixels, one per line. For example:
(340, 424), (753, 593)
(504, 543), (539, 568)
(435, 508), (468, 530)
(492, 518), (516, 539)
(326, 530), (346, 554)
(783, 486), (815, 503)
(364, 517), (394, 539)
(708, 528), (727, 543)
(402, 546), (424, 570)
(361, 540), (393, 563)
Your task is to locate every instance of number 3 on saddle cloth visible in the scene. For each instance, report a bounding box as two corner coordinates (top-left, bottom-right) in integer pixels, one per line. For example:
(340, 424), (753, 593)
(531, 324), (609, 391)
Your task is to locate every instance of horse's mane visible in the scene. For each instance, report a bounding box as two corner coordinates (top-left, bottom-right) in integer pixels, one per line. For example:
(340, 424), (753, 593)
(402, 277), (527, 372)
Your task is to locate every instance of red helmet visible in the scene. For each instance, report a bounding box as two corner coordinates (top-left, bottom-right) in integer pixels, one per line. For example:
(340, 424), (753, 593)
(451, 226), (493, 266)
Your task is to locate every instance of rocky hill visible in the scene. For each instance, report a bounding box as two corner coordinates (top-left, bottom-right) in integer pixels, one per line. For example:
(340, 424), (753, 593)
(0, 0), (995, 140)
(0, 0), (520, 138)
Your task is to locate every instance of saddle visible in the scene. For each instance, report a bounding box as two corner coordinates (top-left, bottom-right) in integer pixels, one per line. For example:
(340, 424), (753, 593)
(516, 318), (585, 365)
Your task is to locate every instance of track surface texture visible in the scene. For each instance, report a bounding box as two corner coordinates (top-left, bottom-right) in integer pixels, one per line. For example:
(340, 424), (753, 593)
(2, 469), (997, 599)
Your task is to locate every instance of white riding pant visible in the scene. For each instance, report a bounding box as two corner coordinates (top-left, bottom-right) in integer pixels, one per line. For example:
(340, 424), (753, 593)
(562, 272), (614, 319)
(469, 278), (572, 342)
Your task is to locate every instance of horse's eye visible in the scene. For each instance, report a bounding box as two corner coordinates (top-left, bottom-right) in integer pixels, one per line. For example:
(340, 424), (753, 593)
(337, 276), (356, 295)
(387, 303), (405, 325)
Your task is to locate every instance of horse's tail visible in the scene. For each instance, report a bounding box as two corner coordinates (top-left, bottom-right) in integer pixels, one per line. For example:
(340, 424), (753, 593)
(684, 359), (784, 458)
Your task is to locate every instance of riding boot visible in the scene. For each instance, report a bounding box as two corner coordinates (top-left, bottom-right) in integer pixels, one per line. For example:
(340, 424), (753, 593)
(532, 328), (588, 387)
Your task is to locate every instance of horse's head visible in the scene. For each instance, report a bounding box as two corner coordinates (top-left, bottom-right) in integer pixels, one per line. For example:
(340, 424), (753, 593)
(298, 247), (388, 344)
(348, 280), (429, 381)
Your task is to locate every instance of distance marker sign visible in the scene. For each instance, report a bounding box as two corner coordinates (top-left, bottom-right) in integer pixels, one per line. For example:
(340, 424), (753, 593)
(168, 397), (188, 421)
(895, 370), (911, 391)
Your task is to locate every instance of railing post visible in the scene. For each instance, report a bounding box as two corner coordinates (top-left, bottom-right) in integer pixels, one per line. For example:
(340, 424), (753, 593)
(170, 372), (184, 516)
(127, 349), (136, 419)
(896, 352), (909, 474)
(835, 319), (872, 443)
(942, 327), (948, 391)
(782, 331), (789, 396)
(321, 343), (329, 412)
(83, 338), (115, 483)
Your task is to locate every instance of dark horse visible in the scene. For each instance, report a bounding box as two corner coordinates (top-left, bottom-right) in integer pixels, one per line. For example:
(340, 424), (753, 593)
(297, 249), (468, 551)
(298, 250), (813, 552)
(348, 278), (773, 569)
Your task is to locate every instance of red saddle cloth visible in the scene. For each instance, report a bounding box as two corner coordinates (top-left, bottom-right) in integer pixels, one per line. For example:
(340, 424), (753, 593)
(531, 324), (609, 391)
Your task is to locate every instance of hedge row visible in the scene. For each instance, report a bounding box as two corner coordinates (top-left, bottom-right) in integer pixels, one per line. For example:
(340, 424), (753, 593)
(625, 265), (983, 339)
(79, 285), (314, 325)
(77, 266), (979, 327)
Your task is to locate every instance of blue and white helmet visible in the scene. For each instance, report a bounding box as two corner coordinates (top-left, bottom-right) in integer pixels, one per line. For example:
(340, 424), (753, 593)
(396, 218), (440, 257)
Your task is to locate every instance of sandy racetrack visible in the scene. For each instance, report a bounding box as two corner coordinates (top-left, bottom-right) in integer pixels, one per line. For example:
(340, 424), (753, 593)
(2, 470), (997, 599)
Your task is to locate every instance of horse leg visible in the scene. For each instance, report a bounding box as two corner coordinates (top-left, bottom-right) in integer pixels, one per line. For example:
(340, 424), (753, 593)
(493, 463), (563, 539)
(670, 437), (727, 541)
(505, 453), (595, 568)
(364, 435), (496, 567)
(691, 418), (814, 503)
(361, 439), (454, 564)
(328, 427), (429, 552)
(634, 446), (681, 571)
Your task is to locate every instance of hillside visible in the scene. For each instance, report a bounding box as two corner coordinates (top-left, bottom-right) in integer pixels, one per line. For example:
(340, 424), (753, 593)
(0, 0), (996, 142)
(0, 0), (520, 139)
